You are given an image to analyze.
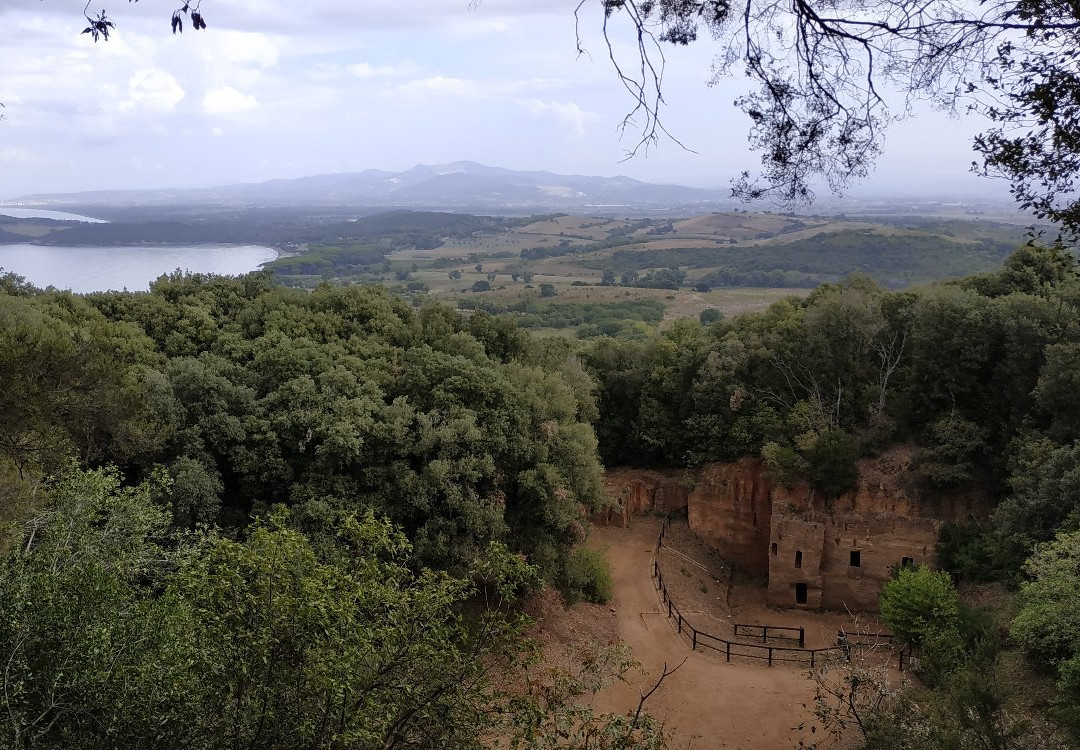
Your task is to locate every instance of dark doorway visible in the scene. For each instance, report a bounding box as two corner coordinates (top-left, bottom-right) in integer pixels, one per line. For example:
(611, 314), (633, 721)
(795, 583), (808, 604)
(771, 542), (778, 556)
(850, 550), (861, 567)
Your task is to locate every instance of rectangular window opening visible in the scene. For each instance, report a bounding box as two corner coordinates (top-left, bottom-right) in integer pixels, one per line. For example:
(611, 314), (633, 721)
(794, 550), (803, 569)
(771, 542), (778, 556)
(901, 556), (914, 568)
(850, 550), (861, 567)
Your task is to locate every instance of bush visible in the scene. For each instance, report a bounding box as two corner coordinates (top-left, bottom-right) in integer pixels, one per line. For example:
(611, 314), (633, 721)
(880, 564), (960, 649)
(563, 546), (613, 604)
(761, 441), (806, 488)
(699, 308), (723, 325)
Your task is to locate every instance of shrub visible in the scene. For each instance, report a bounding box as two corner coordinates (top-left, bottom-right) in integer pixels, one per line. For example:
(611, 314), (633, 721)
(879, 564), (960, 649)
(699, 308), (723, 324)
(563, 546), (613, 604)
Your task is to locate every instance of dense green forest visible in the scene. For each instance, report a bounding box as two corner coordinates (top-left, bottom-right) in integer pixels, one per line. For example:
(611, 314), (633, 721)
(579, 243), (1080, 746)
(584, 231), (1016, 288)
(0, 269), (661, 749)
(457, 297), (665, 338)
(1, 241), (1080, 748)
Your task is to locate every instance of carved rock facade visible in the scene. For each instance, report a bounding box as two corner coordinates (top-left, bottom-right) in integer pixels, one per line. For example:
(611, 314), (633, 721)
(601, 450), (985, 611)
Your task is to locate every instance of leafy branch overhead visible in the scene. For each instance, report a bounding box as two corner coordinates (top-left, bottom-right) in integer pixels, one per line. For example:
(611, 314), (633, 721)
(588, 0), (1080, 231)
(66, 0), (1080, 230)
(81, 0), (206, 42)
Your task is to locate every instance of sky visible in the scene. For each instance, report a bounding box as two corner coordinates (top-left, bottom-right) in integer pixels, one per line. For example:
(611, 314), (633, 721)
(0, 0), (1014, 201)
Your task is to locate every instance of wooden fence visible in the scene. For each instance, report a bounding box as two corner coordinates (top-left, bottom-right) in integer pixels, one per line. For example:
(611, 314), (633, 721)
(652, 514), (842, 667)
(653, 558), (842, 667)
(733, 623), (806, 648)
(652, 514), (907, 670)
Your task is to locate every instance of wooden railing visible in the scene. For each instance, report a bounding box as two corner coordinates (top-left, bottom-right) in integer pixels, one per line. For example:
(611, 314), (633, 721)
(653, 558), (841, 667)
(733, 623), (806, 648)
(652, 514), (841, 667)
(652, 514), (908, 670)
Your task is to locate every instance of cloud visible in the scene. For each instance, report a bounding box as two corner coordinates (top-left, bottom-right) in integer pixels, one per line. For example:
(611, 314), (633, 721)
(347, 62), (417, 79)
(394, 75), (568, 100)
(197, 31), (280, 69)
(0, 147), (47, 166)
(397, 76), (478, 98)
(202, 86), (260, 114)
(120, 69), (186, 113)
(521, 99), (598, 136)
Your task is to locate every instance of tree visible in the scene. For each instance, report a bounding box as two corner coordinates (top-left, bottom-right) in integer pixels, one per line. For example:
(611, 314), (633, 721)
(806, 429), (859, 497)
(588, 1), (1080, 230)
(539, 283), (557, 298)
(1012, 530), (1080, 730)
(699, 308), (723, 325)
(879, 564), (960, 650)
(0, 466), (671, 750)
(992, 437), (1080, 574)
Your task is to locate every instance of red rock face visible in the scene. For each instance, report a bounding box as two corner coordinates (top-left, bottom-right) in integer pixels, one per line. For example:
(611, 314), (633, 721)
(600, 448), (988, 611)
(596, 468), (689, 527)
(687, 458), (773, 579)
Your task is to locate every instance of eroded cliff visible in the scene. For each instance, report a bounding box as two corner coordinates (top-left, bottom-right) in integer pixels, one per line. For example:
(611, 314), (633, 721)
(600, 447), (987, 610)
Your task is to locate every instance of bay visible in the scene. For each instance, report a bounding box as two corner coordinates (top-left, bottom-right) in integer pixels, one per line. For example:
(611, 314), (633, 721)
(0, 244), (278, 293)
(0, 208), (108, 223)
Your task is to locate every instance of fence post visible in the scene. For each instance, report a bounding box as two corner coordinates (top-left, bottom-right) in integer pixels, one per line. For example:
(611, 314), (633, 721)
(678, 612), (682, 633)
(692, 629), (697, 651)
(667, 600), (672, 619)
(799, 628), (805, 649)
(762, 627), (767, 643)
(768, 647), (773, 667)
(726, 642), (731, 662)
(810, 650), (815, 669)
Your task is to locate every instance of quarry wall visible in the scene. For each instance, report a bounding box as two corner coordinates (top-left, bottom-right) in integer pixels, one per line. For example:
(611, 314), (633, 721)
(600, 449), (985, 611)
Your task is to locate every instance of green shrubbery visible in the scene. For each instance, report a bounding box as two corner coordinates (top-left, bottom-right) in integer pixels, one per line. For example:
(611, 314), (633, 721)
(563, 546), (614, 604)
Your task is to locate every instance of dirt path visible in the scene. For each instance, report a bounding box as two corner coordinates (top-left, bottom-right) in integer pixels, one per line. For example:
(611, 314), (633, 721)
(590, 518), (818, 750)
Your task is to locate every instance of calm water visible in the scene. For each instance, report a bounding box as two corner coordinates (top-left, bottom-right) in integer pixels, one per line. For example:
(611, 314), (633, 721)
(0, 208), (108, 223)
(0, 244), (278, 293)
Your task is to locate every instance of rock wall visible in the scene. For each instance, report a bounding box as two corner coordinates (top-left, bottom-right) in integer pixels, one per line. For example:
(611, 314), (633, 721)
(602, 447), (987, 611)
(596, 468), (689, 527)
(687, 458), (773, 578)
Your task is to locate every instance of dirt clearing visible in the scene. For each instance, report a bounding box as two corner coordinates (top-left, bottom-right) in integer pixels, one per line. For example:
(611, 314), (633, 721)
(581, 519), (824, 749)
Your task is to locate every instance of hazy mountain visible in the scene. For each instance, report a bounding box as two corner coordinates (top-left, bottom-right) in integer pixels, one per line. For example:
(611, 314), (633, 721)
(7, 161), (733, 211)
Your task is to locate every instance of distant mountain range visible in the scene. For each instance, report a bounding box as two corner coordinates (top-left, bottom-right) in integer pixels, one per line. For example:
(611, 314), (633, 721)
(6, 162), (735, 212)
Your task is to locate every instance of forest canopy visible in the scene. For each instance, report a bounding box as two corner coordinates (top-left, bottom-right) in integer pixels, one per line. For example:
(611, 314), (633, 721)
(1, 238), (1080, 744)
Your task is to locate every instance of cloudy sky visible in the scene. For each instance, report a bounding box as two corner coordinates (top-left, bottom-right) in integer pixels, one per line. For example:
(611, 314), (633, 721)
(0, 0), (1011, 200)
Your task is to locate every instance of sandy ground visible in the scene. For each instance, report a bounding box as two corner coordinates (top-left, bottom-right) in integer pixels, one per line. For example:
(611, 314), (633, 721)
(654, 520), (887, 651)
(585, 518), (824, 750)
